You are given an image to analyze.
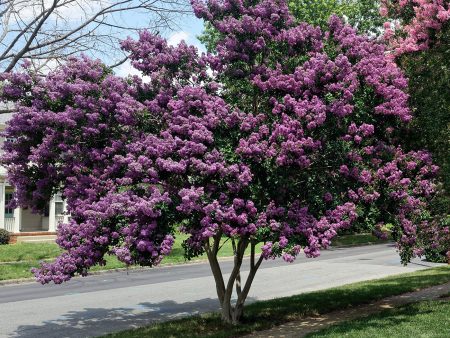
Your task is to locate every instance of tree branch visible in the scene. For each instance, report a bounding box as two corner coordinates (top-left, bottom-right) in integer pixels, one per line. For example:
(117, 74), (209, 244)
(4, 0), (58, 72)
(0, 0), (189, 73)
(232, 238), (242, 298)
(205, 237), (226, 304)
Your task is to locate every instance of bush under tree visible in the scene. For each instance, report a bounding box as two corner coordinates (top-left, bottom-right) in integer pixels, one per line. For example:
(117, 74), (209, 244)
(0, 229), (10, 245)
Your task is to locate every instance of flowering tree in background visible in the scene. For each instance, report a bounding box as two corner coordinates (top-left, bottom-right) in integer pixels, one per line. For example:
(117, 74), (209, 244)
(0, 0), (439, 323)
(381, 0), (450, 57)
(289, 0), (383, 34)
(380, 1), (449, 263)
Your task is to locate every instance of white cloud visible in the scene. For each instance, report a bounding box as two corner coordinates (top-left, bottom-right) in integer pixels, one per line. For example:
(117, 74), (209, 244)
(167, 31), (189, 46)
(115, 60), (150, 82)
(115, 60), (141, 77)
(166, 31), (207, 55)
(17, 0), (105, 21)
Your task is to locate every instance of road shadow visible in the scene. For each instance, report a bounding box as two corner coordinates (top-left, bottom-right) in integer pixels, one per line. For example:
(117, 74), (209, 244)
(11, 296), (256, 338)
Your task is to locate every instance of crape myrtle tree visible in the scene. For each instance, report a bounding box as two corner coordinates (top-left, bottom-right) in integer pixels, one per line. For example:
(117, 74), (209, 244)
(381, 0), (450, 262)
(380, 0), (450, 57)
(0, 0), (439, 323)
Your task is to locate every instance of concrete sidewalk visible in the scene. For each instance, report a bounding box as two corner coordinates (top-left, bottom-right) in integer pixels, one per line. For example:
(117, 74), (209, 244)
(246, 282), (450, 338)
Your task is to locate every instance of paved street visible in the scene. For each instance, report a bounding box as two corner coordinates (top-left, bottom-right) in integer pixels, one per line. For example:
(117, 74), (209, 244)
(0, 243), (443, 338)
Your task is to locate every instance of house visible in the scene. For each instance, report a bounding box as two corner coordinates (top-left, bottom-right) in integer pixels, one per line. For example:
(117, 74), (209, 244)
(0, 113), (68, 241)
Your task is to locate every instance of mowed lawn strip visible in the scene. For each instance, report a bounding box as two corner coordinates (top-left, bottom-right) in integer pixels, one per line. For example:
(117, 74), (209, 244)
(0, 242), (62, 262)
(100, 266), (450, 338)
(0, 234), (263, 280)
(307, 298), (450, 338)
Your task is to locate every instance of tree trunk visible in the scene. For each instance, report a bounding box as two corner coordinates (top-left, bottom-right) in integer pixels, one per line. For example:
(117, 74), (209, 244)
(219, 299), (244, 324)
(206, 238), (264, 324)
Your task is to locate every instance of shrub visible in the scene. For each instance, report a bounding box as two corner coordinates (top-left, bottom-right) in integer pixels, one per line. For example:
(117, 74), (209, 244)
(0, 229), (10, 245)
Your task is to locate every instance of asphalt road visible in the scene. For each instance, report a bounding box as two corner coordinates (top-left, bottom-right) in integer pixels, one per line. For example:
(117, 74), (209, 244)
(0, 243), (443, 338)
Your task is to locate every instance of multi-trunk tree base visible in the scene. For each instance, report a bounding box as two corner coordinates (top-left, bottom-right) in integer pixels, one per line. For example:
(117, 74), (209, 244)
(205, 234), (263, 324)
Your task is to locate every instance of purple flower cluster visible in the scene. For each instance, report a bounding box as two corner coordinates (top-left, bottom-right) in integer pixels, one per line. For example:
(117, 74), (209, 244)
(0, 0), (439, 284)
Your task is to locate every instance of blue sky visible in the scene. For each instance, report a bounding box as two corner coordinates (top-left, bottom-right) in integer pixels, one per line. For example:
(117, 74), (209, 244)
(167, 13), (206, 52)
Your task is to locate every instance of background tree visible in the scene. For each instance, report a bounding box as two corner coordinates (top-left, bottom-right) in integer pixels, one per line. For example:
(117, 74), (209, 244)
(289, 0), (383, 34)
(380, 0), (450, 262)
(0, 0), (439, 324)
(380, 0), (450, 56)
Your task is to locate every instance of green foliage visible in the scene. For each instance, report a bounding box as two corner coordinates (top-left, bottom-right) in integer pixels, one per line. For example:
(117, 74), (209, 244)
(0, 229), (10, 245)
(198, 23), (222, 54)
(400, 22), (450, 196)
(331, 233), (390, 247)
(288, 0), (384, 34)
(397, 22), (449, 263)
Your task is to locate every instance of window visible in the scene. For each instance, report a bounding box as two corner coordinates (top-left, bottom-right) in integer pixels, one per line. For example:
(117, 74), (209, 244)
(44, 204), (50, 217)
(5, 192), (14, 217)
(54, 194), (65, 215)
(55, 202), (64, 215)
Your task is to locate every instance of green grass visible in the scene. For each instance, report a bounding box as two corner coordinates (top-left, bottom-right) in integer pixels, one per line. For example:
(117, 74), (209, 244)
(308, 299), (450, 338)
(0, 261), (39, 281)
(0, 233), (384, 281)
(0, 242), (62, 262)
(100, 266), (450, 338)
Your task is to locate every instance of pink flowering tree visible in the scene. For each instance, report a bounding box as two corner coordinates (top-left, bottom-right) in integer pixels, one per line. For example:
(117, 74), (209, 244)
(381, 0), (450, 57)
(0, 0), (439, 323)
(380, 0), (449, 263)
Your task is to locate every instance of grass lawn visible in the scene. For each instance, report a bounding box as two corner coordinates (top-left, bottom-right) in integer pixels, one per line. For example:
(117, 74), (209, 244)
(308, 298), (450, 338)
(0, 232), (385, 281)
(100, 266), (450, 338)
